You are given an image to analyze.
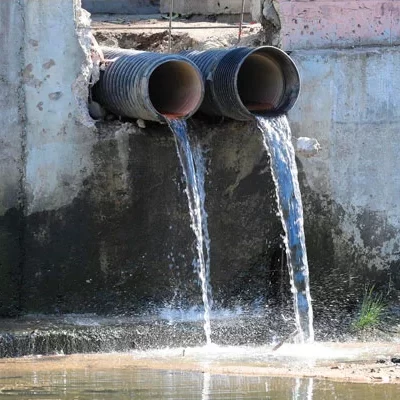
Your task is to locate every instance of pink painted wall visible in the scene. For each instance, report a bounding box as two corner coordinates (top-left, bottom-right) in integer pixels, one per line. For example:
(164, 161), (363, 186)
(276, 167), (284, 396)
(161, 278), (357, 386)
(278, 0), (400, 50)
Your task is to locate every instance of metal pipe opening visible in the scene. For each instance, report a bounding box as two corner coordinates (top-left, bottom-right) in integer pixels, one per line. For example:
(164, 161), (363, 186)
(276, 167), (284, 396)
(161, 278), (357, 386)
(182, 46), (300, 121)
(93, 47), (204, 122)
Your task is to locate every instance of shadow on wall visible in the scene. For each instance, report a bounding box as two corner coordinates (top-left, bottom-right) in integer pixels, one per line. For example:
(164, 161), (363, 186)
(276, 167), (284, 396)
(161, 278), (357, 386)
(82, 0), (160, 14)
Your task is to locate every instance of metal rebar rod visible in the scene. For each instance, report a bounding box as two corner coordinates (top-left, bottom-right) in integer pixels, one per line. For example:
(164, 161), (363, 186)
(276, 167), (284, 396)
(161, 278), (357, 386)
(168, 0), (174, 53)
(238, 0), (246, 43)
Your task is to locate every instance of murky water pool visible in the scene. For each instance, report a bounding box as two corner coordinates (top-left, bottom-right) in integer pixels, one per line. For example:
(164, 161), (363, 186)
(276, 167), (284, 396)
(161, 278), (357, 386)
(0, 366), (398, 399)
(0, 343), (399, 399)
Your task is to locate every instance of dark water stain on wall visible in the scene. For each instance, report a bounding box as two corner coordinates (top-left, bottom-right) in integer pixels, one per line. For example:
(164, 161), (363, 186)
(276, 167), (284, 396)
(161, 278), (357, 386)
(17, 120), (283, 314)
(0, 208), (24, 316)
(4, 119), (398, 317)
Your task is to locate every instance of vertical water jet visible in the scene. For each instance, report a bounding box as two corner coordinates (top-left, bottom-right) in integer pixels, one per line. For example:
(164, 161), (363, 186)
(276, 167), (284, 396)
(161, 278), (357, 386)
(257, 115), (314, 343)
(193, 142), (213, 314)
(167, 119), (213, 345)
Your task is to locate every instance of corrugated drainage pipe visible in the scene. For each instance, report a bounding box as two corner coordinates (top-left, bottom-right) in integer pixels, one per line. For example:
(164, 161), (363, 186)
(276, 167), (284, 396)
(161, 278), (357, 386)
(181, 46), (300, 121)
(92, 47), (204, 122)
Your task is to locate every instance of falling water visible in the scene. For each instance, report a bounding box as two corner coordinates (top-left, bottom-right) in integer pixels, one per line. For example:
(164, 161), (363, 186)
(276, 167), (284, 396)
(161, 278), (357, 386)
(193, 143), (213, 310)
(167, 118), (213, 345)
(256, 115), (314, 343)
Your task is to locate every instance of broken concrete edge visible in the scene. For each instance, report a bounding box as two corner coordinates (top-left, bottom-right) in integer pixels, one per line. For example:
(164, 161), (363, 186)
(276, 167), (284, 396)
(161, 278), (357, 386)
(74, 0), (97, 128)
(257, 1), (282, 47)
(0, 0), (99, 316)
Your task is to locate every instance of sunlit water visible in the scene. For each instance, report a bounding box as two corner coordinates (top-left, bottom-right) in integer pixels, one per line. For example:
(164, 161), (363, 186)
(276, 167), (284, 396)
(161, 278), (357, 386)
(257, 115), (314, 343)
(1, 341), (399, 398)
(167, 118), (213, 344)
(0, 360), (398, 399)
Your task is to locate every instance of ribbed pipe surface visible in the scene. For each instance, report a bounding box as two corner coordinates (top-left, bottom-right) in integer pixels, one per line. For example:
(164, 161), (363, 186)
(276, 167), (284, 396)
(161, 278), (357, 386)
(181, 46), (300, 121)
(93, 47), (204, 122)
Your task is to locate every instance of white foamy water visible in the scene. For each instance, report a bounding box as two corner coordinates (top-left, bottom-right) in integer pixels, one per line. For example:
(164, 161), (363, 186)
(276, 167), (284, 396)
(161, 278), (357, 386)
(128, 342), (386, 366)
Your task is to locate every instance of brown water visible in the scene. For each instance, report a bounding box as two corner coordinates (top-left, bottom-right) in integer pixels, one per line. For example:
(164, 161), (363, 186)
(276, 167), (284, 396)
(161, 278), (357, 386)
(0, 365), (398, 399)
(0, 344), (399, 399)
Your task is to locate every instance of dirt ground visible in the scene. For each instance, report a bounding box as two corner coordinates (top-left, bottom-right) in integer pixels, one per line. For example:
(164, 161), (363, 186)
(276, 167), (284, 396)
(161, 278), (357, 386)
(91, 13), (264, 52)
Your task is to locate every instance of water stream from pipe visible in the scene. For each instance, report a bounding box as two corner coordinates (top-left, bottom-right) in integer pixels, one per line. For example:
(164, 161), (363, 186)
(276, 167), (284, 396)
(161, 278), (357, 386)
(256, 115), (314, 343)
(193, 142), (213, 310)
(166, 118), (213, 345)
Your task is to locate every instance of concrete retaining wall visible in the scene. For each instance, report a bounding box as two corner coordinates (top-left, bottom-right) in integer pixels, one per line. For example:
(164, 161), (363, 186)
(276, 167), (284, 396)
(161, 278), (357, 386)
(280, 0), (400, 50)
(289, 47), (400, 289)
(1, 0), (400, 316)
(0, 0), (96, 315)
(0, 0), (96, 216)
(23, 1), (96, 214)
(250, 1), (400, 50)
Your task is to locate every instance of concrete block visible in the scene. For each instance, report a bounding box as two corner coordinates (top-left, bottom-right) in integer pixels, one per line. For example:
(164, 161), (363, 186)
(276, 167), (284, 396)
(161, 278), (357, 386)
(22, 0), (96, 214)
(0, 1), (24, 216)
(160, 0), (250, 15)
(250, 0), (262, 22)
(280, 1), (400, 50)
(289, 47), (400, 272)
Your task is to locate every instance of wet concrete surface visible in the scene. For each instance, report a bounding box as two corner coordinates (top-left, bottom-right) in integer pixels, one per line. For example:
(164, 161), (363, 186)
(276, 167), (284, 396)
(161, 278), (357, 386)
(1, 311), (400, 360)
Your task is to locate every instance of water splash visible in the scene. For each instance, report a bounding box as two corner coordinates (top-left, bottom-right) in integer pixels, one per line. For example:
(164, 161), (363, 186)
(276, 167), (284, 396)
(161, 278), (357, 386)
(256, 115), (314, 343)
(167, 118), (212, 345)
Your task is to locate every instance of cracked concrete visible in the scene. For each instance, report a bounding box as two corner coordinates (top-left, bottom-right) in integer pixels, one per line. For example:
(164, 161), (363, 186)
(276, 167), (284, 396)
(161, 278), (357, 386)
(251, 0), (281, 46)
